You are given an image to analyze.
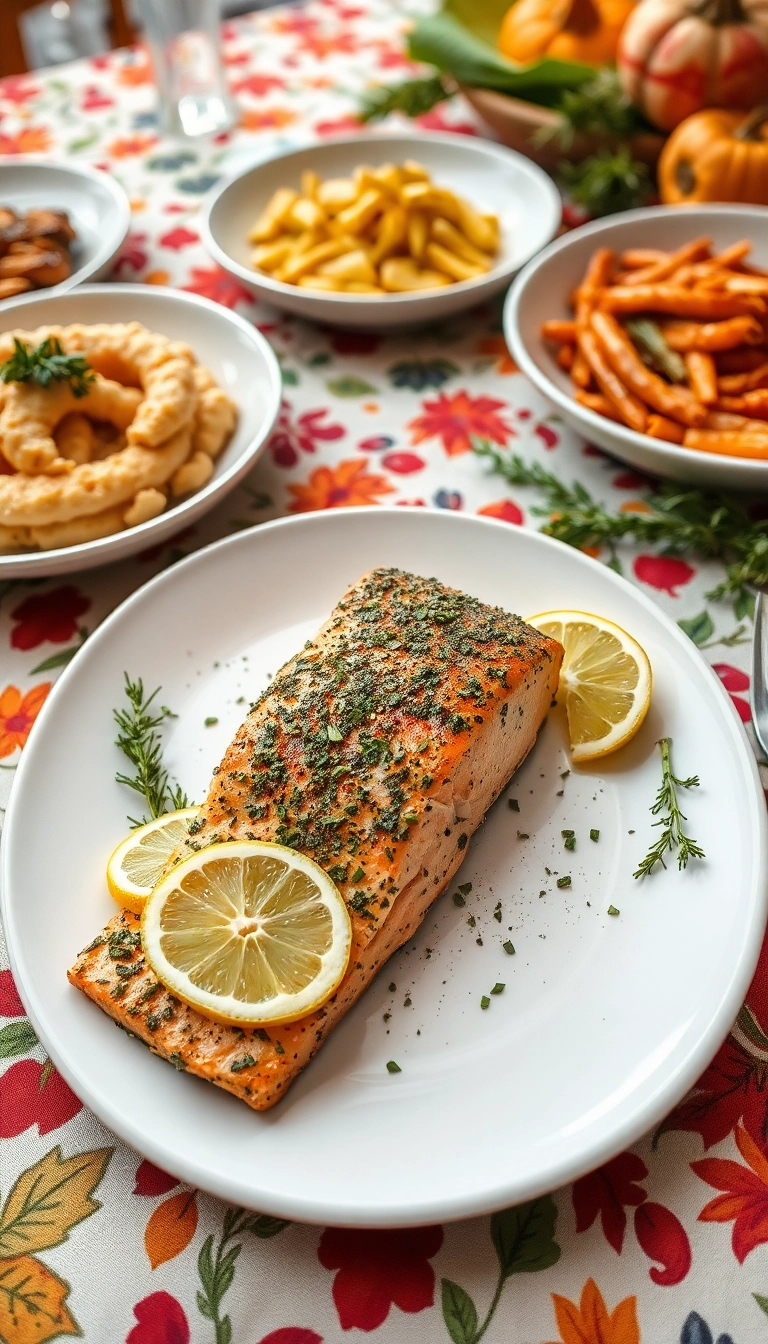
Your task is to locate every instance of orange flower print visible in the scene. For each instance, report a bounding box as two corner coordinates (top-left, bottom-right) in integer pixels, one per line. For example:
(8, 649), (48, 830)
(107, 133), (158, 159)
(0, 683), (51, 758)
(116, 47), (153, 86)
(0, 126), (51, 155)
(287, 459), (394, 513)
(240, 107), (296, 132)
(408, 390), (514, 458)
(477, 333), (519, 375)
(544, 1279), (640, 1344)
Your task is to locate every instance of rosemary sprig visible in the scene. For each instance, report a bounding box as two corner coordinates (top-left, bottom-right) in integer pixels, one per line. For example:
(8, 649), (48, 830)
(560, 149), (653, 218)
(359, 73), (453, 123)
(535, 69), (647, 150)
(113, 675), (189, 826)
(634, 738), (705, 878)
(471, 443), (766, 612)
(0, 336), (95, 398)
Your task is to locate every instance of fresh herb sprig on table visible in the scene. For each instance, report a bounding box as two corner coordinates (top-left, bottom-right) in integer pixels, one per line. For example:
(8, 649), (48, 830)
(635, 738), (705, 877)
(360, 73), (454, 122)
(0, 336), (95, 398)
(472, 443), (766, 614)
(113, 675), (190, 827)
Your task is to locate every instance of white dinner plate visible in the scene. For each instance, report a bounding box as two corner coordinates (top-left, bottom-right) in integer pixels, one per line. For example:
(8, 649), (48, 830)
(0, 284), (282, 576)
(0, 158), (130, 301)
(3, 509), (766, 1226)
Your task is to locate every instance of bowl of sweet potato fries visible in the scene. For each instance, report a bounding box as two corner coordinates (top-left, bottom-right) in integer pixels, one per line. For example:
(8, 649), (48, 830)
(0, 160), (130, 305)
(203, 133), (561, 329)
(505, 206), (768, 491)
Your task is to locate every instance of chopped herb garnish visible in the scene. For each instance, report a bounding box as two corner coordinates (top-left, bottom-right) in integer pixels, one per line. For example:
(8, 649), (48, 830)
(327, 724), (343, 742)
(503, 940), (515, 955)
(564, 835), (576, 851)
(457, 833), (468, 850)
(635, 737), (705, 878)
(230, 1055), (255, 1073)
(1, 335), (95, 398)
(274, 1041), (285, 1055)
(388, 982), (397, 992)
(491, 982), (505, 995)
(351, 866), (365, 883)
(607, 905), (620, 916)
(517, 831), (529, 840)
(557, 875), (572, 888)
(402, 810), (418, 824)
(386, 1060), (401, 1073)
(590, 829), (600, 842)
(204, 716), (218, 727)
(457, 882), (472, 895)
(480, 995), (491, 1010)
(508, 798), (520, 812)
(452, 892), (466, 907)
(493, 901), (502, 922)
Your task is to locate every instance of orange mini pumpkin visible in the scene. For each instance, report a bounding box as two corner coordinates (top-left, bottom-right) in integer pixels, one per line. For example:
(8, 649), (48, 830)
(659, 104), (768, 203)
(498, 0), (635, 66)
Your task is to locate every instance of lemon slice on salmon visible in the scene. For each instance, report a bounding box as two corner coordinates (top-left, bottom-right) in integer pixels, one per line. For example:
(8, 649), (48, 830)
(141, 840), (352, 1026)
(528, 610), (652, 762)
(107, 808), (199, 914)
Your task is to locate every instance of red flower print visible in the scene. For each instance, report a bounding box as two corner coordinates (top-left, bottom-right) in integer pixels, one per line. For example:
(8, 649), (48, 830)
(0, 1059), (82, 1137)
(381, 451), (424, 474)
(409, 390), (513, 457)
(0, 969), (24, 1017)
(113, 232), (150, 275)
(417, 108), (478, 135)
(231, 73), (285, 96)
(573, 1153), (648, 1254)
(81, 85), (114, 110)
(0, 126), (51, 155)
(0, 683), (51, 757)
(318, 1225), (443, 1331)
(693, 1123), (768, 1261)
(107, 133), (158, 158)
(314, 115), (364, 137)
(658, 934), (768, 1152)
(158, 226), (198, 251)
(270, 403), (345, 468)
(134, 1160), (180, 1197)
(613, 471), (647, 489)
(241, 108), (296, 132)
(0, 75), (40, 103)
(632, 555), (695, 596)
(288, 460), (394, 513)
(331, 331), (381, 356)
(478, 499), (524, 525)
(476, 334), (518, 375)
(127, 1292), (190, 1344)
(713, 663), (751, 722)
(181, 265), (254, 309)
(535, 422), (560, 450)
(634, 1203), (691, 1285)
(257, 1333), (322, 1344)
(11, 585), (90, 649)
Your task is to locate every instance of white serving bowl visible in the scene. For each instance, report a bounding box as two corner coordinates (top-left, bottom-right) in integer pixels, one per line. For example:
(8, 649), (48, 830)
(0, 158), (131, 303)
(202, 132), (562, 330)
(0, 284), (281, 576)
(505, 204), (768, 492)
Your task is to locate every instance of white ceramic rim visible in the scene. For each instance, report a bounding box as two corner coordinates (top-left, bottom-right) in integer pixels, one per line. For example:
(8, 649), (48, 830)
(0, 157), (131, 301)
(0, 283), (282, 574)
(504, 204), (768, 485)
(2, 507), (766, 1225)
(201, 131), (563, 307)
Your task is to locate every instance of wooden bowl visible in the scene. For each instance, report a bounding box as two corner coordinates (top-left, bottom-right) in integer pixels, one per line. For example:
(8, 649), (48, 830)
(460, 86), (665, 170)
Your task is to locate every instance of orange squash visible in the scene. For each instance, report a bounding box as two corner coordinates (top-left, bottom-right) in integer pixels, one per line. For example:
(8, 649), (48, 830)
(498, 0), (635, 66)
(659, 105), (768, 204)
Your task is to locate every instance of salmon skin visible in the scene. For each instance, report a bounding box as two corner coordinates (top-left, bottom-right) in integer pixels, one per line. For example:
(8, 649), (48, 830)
(69, 569), (562, 1110)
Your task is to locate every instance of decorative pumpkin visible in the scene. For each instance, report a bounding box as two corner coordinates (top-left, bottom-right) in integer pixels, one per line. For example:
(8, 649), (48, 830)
(659, 104), (768, 202)
(498, 0), (635, 66)
(618, 0), (768, 132)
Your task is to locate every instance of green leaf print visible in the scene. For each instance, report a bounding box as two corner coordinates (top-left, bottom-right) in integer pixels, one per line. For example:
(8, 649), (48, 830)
(442, 1278), (478, 1344)
(326, 377), (378, 397)
(678, 610), (715, 647)
(0, 1021), (37, 1060)
(491, 1196), (561, 1278)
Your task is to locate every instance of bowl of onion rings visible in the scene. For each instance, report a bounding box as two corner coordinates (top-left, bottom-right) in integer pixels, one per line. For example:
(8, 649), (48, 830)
(0, 284), (281, 575)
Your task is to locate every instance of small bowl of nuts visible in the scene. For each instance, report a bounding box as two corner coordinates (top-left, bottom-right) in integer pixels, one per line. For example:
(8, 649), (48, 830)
(0, 159), (131, 305)
(202, 133), (561, 329)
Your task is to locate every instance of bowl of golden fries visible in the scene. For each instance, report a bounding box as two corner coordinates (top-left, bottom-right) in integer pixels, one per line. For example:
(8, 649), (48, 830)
(505, 205), (768, 492)
(0, 284), (281, 575)
(0, 160), (130, 305)
(202, 133), (561, 329)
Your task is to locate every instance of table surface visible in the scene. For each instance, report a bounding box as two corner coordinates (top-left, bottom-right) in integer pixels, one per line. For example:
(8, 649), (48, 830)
(0, 4), (765, 1341)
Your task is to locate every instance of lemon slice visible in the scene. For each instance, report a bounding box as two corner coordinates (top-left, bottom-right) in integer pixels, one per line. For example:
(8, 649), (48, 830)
(107, 808), (198, 914)
(528, 610), (652, 762)
(141, 840), (353, 1025)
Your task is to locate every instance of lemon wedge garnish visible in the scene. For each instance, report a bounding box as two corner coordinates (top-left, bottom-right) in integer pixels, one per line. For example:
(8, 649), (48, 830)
(107, 808), (198, 914)
(141, 840), (352, 1026)
(528, 610), (652, 762)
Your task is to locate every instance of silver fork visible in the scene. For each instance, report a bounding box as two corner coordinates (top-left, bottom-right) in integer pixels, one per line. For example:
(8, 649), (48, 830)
(751, 589), (768, 759)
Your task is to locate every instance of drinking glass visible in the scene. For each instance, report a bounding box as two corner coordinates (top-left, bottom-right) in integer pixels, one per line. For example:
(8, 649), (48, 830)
(135, 0), (235, 139)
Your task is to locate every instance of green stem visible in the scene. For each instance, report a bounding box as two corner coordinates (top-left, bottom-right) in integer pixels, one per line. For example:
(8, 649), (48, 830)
(473, 1272), (506, 1344)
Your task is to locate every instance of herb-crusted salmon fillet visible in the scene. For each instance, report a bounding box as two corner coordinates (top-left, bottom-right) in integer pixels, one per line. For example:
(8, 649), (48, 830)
(69, 569), (562, 1109)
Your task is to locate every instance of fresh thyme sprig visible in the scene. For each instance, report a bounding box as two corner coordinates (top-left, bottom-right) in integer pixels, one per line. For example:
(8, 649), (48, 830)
(472, 443), (766, 613)
(0, 336), (95, 398)
(359, 73), (453, 123)
(113, 675), (189, 826)
(634, 738), (705, 878)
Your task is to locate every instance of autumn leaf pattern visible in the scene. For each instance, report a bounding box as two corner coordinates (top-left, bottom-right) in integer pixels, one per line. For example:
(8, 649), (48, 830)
(144, 1192), (198, 1270)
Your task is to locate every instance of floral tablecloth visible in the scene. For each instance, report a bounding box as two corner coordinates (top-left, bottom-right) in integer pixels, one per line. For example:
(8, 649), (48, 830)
(0, 3), (766, 1341)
